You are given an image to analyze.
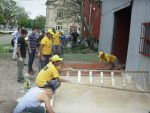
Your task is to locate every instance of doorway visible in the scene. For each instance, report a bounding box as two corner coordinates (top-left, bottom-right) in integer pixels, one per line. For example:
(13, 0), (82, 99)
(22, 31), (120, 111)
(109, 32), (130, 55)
(112, 5), (132, 65)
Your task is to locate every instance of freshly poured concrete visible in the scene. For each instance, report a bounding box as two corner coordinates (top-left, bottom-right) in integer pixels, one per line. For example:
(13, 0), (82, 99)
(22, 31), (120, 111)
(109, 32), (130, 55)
(53, 82), (150, 113)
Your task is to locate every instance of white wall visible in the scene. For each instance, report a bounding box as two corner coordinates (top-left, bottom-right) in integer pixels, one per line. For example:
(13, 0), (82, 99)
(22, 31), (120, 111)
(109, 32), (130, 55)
(126, 0), (150, 90)
(99, 0), (132, 53)
(126, 0), (150, 71)
(99, 0), (150, 90)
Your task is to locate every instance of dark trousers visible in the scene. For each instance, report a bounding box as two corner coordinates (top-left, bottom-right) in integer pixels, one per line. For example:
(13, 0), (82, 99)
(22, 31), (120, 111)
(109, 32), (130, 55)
(40, 54), (51, 70)
(23, 106), (45, 113)
(17, 59), (25, 80)
(72, 41), (77, 51)
(52, 45), (62, 56)
(28, 49), (36, 72)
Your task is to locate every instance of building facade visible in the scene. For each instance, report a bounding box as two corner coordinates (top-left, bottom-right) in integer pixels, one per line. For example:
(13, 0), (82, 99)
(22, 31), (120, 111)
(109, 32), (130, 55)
(99, 0), (150, 90)
(45, 0), (79, 33)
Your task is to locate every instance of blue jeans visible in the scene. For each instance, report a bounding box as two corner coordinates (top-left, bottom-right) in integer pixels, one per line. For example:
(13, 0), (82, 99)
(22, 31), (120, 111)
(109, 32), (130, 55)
(52, 45), (62, 56)
(23, 106), (45, 113)
(40, 55), (51, 70)
(28, 49), (36, 72)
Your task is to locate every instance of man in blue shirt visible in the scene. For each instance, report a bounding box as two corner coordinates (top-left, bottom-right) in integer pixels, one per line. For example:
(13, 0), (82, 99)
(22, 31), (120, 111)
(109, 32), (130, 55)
(27, 27), (38, 75)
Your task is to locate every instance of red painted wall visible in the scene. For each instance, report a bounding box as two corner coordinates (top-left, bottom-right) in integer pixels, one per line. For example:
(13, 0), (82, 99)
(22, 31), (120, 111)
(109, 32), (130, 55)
(82, 0), (101, 40)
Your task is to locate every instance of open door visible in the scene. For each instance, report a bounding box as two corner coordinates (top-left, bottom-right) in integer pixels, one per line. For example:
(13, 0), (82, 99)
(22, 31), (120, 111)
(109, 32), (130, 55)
(112, 5), (132, 65)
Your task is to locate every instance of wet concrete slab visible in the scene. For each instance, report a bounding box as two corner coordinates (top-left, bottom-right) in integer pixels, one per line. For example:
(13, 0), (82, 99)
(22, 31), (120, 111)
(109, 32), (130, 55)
(54, 82), (150, 113)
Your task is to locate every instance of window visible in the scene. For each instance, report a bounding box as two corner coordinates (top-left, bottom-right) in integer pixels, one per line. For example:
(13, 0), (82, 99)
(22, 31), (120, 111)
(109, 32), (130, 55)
(57, 10), (63, 18)
(56, 22), (62, 31)
(139, 22), (150, 56)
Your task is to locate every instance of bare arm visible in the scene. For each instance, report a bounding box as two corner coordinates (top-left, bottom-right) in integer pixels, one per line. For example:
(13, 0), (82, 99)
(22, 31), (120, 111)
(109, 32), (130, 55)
(57, 77), (70, 82)
(38, 93), (55, 113)
(38, 44), (44, 57)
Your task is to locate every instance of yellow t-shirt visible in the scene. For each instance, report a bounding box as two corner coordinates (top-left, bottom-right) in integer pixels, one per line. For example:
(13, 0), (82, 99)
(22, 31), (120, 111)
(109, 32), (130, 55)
(99, 54), (117, 63)
(52, 32), (61, 45)
(40, 37), (52, 55)
(35, 62), (60, 87)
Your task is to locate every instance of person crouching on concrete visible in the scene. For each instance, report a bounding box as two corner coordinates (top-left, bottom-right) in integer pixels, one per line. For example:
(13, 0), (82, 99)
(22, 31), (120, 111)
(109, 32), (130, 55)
(13, 86), (56, 113)
(35, 55), (69, 90)
(98, 51), (121, 70)
(17, 29), (28, 83)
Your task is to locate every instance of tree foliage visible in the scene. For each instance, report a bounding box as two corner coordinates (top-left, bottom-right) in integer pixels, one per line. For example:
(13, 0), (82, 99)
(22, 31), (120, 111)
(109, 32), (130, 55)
(0, 0), (18, 27)
(18, 15), (46, 29)
(34, 16), (46, 29)
(0, 0), (46, 29)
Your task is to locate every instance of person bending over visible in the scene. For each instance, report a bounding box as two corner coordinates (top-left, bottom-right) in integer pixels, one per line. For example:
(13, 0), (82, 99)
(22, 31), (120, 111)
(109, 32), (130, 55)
(98, 51), (121, 70)
(13, 85), (57, 113)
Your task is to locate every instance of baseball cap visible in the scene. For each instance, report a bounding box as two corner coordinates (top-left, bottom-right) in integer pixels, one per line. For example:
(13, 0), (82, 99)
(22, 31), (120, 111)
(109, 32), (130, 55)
(98, 51), (104, 57)
(50, 55), (63, 62)
(47, 29), (54, 35)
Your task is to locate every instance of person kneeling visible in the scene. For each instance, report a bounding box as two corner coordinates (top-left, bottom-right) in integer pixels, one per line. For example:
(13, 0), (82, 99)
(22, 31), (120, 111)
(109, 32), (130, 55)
(13, 85), (57, 113)
(98, 51), (121, 70)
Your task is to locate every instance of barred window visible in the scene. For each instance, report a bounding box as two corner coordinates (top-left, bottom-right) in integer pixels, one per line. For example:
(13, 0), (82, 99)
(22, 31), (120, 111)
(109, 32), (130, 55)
(139, 22), (150, 56)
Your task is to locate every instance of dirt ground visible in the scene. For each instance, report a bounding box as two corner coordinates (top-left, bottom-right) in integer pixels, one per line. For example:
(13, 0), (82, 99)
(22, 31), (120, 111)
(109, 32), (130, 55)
(0, 53), (40, 113)
(0, 58), (25, 113)
(0, 34), (31, 113)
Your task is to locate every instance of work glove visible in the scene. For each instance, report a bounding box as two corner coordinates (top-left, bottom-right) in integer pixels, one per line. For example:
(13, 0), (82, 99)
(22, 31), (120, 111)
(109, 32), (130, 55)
(18, 57), (23, 61)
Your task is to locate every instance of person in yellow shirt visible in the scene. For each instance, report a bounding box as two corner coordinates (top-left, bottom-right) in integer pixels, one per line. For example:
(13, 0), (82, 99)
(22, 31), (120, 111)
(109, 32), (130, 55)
(35, 55), (69, 91)
(98, 51), (121, 70)
(52, 28), (62, 56)
(38, 31), (53, 70)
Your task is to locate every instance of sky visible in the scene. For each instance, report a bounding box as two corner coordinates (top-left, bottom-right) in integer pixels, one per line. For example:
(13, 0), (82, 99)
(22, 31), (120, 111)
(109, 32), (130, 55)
(15, 0), (47, 19)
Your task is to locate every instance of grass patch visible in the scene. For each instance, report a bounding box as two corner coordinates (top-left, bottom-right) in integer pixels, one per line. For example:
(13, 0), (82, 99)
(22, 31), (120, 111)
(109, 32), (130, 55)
(0, 44), (12, 58)
(62, 53), (99, 62)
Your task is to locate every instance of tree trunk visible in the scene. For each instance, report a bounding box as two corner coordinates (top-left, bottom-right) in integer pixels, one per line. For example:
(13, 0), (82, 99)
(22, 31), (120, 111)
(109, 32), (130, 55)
(80, 0), (100, 50)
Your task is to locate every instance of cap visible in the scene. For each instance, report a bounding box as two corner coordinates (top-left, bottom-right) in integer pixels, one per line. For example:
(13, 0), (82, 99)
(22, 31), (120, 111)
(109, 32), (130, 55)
(50, 55), (63, 62)
(47, 28), (54, 35)
(98, 51), (104, 57)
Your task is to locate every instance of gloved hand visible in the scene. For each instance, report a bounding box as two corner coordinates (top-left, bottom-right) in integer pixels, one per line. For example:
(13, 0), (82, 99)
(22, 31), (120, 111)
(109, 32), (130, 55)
(18, 57), (23, 61)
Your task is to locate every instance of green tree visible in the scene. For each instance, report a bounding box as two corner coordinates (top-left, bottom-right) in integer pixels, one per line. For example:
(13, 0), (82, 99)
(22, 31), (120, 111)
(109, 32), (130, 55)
(0, 16), (5, 24)
(34, 15), (46, 29)
(17, 7), (29, 28)
(0, 0), (29, 28)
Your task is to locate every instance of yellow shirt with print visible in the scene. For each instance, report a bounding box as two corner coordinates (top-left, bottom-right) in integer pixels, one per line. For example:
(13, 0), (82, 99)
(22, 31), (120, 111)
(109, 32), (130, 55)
(99, 54), (117, 63)
(35, 62), (60, 87)
(52, 32), (61, 45)
(40, 37), (52, 55)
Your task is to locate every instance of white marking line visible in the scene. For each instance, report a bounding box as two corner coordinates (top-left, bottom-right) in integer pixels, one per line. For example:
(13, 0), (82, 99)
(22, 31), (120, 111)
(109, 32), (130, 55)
(111, 72), (115, 87)
(122, 72), (126, 87)
(66, 71), (70, 80)
(78, 70), (81, 82)
(100, 72), (104, 85)
(89, 71), (93, 84)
